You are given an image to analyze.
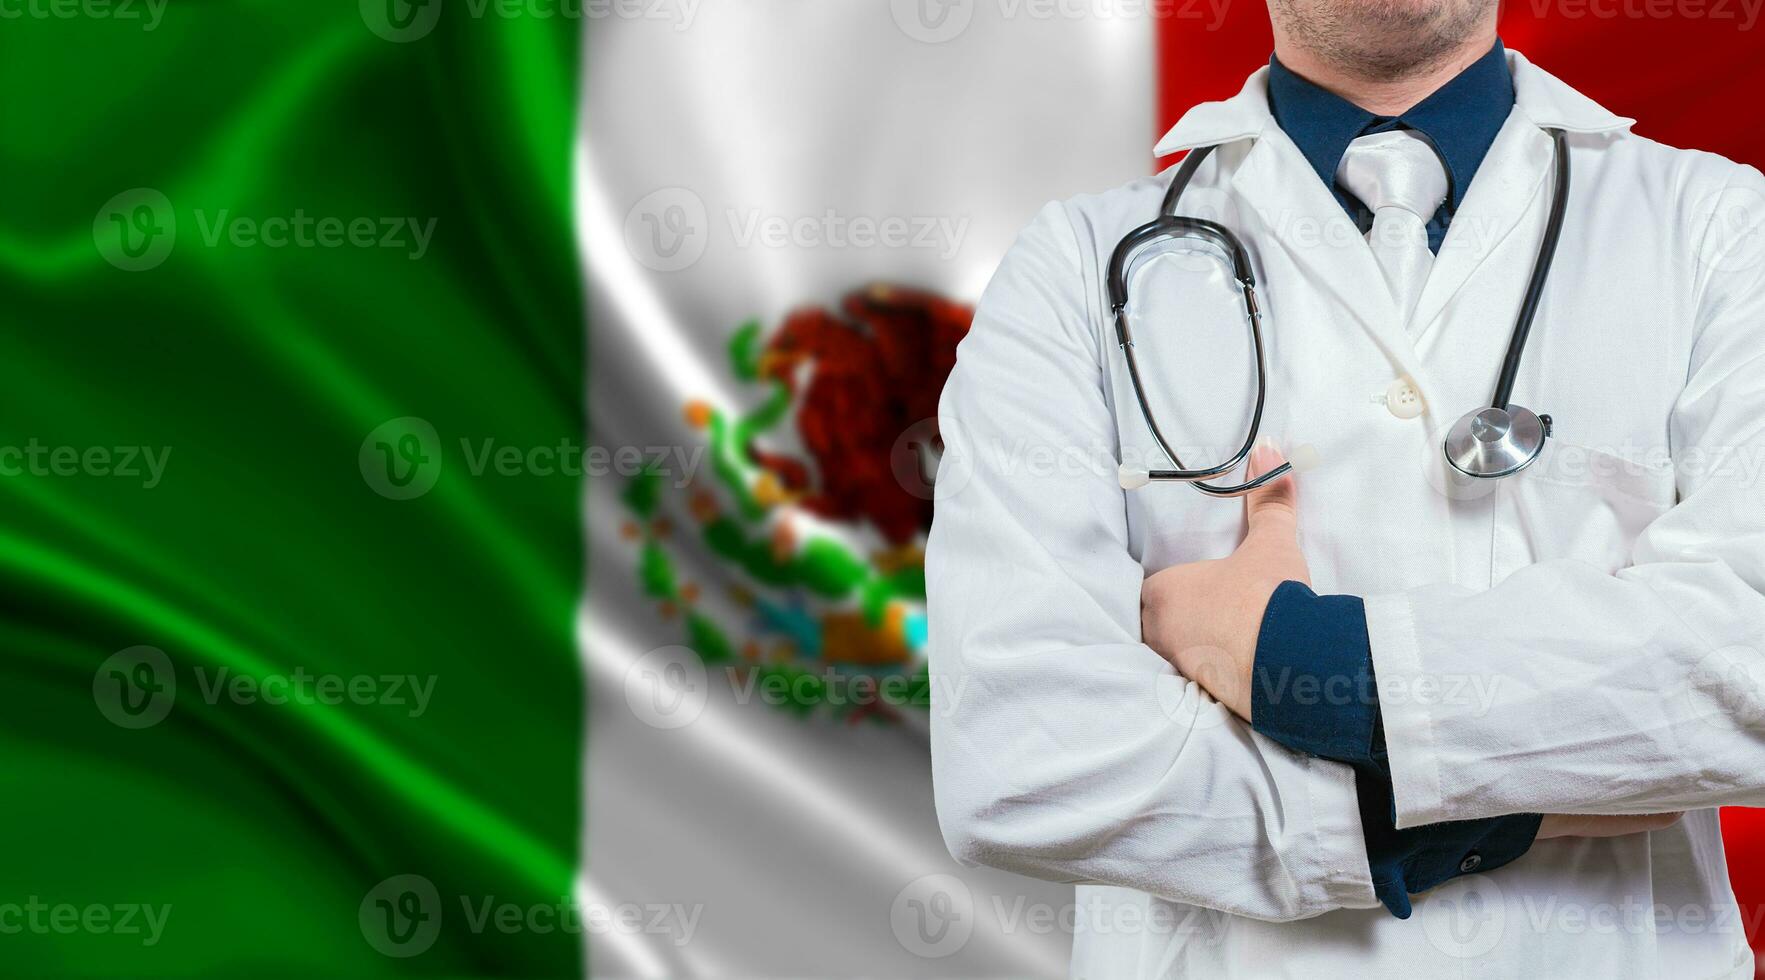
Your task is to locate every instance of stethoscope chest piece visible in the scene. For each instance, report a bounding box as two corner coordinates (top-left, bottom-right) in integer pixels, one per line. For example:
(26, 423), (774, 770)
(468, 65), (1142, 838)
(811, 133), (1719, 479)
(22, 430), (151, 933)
(1443, 405), (1552, 479)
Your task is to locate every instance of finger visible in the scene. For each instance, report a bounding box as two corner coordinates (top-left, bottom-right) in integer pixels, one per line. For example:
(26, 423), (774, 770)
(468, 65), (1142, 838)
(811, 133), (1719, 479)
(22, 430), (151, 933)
(1538, 812), (1683, 839)
(1588, 812), (1682, 835)
(1242, 441), (1298, 530)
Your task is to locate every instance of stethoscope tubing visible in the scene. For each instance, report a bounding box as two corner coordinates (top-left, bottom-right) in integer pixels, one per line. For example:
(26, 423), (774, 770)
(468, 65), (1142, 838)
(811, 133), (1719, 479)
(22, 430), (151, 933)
(1112, 144), (1288, 497)
(1110, 127), (1568, 494)
(1491, 128), (1570, 412)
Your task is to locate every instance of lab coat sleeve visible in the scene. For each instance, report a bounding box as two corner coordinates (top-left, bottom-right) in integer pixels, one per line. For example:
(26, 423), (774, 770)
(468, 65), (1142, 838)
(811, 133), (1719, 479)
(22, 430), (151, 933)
(927, 201), (1379, 921)
(1367, 168), (1765, 828)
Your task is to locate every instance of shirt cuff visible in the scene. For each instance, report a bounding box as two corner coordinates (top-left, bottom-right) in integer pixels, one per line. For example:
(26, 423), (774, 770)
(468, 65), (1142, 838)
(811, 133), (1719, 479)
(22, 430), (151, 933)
(1250, 581), (1541, 918)
(1354, 761), (1543, 918)
(1250, 581), (1380, 763)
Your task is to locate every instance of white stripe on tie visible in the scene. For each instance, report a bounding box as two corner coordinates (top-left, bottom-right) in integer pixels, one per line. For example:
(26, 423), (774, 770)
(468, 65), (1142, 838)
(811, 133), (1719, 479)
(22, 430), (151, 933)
(1335, 130), (1449, 332)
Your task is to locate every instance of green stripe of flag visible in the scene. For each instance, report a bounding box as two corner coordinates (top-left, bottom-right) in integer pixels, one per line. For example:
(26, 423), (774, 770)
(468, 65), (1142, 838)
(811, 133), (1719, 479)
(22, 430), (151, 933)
(1, 4), (584, 975)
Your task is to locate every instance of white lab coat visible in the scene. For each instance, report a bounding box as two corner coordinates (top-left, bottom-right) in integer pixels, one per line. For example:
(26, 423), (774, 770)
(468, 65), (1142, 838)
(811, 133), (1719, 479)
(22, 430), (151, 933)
(928, 49), (1765, 979)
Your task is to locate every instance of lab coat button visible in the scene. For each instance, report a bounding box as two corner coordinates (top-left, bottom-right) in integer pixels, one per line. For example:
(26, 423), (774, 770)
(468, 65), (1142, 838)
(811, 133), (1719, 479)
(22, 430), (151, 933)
(1385, 378), (1425, 419)
(1459, 852), (1483, 873)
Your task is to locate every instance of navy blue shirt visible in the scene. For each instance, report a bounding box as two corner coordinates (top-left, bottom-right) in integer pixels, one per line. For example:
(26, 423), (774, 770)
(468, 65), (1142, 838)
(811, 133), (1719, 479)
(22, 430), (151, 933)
(1253, 584), (1542, 918)
(1267, 41), (1515, 253)
(1252, 41), (1542, 919)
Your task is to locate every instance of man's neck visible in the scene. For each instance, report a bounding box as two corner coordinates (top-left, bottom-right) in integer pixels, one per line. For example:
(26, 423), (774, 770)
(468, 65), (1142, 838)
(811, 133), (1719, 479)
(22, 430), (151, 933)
(1271, 35), (1498, 116)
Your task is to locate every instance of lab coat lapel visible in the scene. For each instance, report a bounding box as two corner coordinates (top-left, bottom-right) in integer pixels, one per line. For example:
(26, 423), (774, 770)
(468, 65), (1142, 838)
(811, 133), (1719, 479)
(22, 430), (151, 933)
(1409, 48), (1635, 344)
(1228, 130), (1424, 381)
(1152, 52), (1634, 378)
(1407, 113), (1554, 346)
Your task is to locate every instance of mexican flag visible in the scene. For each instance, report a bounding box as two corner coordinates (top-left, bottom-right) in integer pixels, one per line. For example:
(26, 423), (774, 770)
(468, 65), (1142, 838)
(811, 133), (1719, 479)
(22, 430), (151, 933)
(7, 2), (1765, 977)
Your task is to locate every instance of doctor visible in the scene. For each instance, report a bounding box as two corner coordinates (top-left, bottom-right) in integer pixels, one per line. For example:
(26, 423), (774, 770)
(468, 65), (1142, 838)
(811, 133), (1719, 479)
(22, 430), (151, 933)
(927, 1), (1765, 976)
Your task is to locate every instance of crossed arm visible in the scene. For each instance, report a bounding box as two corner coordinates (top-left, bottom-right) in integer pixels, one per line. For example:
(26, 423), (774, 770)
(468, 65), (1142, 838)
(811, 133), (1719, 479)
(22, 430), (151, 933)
(927, 194), (1765, 920)
(1140, 442), (1681, 914)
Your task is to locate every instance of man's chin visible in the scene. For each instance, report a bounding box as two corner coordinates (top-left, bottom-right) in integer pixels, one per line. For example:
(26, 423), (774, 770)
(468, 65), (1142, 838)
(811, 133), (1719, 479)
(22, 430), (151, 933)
(1274, 0), (1496, 80)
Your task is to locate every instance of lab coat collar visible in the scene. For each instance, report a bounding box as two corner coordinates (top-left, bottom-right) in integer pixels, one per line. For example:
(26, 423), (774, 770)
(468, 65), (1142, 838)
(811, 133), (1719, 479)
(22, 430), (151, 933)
(1150, 48), (1631, 159)
(1508, 49), (1635, 135)
(1146, 47), (1632, 384)
(1151, 67), (1274, 158)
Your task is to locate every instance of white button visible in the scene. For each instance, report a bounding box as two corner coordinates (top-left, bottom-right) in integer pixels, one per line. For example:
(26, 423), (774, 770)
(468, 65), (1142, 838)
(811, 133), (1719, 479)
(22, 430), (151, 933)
(1386, 377), (1425, 419)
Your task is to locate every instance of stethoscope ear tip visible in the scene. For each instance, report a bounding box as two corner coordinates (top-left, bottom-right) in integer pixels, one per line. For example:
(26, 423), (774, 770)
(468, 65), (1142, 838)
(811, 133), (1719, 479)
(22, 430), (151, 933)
(1118, 465), (1152, 491)
(1289, 443), (1322, 474)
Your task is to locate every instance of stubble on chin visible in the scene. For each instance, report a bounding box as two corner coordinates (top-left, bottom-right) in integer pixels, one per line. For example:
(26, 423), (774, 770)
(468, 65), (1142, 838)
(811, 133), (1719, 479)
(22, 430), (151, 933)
(1270, 0), (1497, 81)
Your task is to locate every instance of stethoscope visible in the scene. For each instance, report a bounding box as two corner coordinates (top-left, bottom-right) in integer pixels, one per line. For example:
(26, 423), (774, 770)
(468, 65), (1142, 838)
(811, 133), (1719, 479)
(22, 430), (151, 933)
(1110, 127), (1570, 496)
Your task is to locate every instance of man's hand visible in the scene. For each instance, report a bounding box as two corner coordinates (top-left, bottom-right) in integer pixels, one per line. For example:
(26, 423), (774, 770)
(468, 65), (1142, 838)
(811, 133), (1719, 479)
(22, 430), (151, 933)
(1140, 443), (1305, 720)
(1137, 444), (1685, 842)
(1537, 813), (1684, 838)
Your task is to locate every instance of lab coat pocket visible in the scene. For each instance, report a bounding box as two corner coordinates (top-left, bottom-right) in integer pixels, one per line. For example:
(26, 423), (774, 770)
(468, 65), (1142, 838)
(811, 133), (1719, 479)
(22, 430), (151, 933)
(1490, 442), (1677, 583)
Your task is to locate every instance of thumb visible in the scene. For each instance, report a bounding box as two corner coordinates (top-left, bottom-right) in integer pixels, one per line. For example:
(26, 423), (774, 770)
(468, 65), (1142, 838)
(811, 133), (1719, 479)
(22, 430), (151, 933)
(1243, 441), (1298, 530)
